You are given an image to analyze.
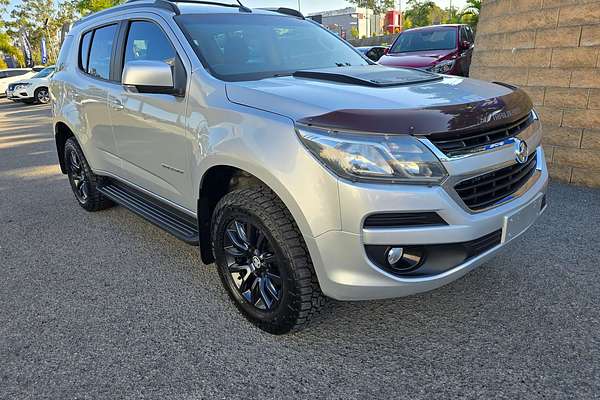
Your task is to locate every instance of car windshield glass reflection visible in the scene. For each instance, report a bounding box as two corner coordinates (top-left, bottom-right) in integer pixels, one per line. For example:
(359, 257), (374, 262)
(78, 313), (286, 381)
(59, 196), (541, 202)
(176, 14), (368, 81)
(390, 28), (456, 53)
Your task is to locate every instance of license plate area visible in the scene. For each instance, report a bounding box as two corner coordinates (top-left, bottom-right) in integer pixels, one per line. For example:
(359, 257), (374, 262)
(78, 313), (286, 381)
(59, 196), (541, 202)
(502, 194), (544, 243)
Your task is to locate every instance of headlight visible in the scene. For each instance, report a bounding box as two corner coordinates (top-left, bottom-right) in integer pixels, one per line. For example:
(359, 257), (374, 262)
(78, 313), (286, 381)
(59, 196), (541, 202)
(430, 59), (455, 74)
(296, 125), (447, 184)
(15, 83), (30, 90)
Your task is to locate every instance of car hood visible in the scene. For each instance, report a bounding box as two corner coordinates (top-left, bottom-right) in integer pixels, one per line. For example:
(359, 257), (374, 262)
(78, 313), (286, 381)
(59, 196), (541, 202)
(379, 50), (456, 68)
(225, 65), (532, 136)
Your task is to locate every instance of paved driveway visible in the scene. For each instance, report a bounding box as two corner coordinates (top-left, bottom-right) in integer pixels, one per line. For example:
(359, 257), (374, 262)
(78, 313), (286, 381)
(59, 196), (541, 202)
(1, 98), (599, 399)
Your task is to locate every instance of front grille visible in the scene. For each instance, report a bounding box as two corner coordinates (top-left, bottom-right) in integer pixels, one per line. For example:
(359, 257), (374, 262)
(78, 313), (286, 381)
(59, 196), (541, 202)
(455, 152), (538, 211)
(428, 112), (534, 157)
(364, 212), (447, 228)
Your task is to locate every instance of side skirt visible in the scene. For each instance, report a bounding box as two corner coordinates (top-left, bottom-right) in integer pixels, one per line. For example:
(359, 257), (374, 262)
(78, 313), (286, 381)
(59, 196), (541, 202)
(98, 178), (199, 245)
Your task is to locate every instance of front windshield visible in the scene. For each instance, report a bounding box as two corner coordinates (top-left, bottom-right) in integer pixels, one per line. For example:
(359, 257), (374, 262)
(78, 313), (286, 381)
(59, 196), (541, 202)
(176, 14), (368, 81)
(390, 27), (457, 53)
(33, 67), (55, 79)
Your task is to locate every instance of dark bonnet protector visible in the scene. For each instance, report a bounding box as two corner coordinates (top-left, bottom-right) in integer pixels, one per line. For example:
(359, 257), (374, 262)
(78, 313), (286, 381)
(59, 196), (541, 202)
(296, 87), (533, 136)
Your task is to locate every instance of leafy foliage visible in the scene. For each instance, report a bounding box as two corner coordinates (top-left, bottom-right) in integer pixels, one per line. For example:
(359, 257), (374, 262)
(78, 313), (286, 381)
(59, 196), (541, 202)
(347, 0), (396, 15)
(460, 0), (481, 29)
(75, 0), (124, 15)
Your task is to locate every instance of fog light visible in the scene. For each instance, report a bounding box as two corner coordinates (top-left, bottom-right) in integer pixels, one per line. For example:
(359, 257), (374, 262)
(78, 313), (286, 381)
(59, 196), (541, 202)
(387, 247), (404, 265)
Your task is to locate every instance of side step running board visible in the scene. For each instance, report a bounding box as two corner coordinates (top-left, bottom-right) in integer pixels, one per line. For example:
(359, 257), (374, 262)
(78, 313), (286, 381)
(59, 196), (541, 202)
(98, 180), (199, 245)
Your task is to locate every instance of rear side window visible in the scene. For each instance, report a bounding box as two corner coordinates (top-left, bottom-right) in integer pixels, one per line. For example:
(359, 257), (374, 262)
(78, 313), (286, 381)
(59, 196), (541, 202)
(79, 31), (93, 71)
(124, 21), (176, 65)
(82, 24), (118, 80)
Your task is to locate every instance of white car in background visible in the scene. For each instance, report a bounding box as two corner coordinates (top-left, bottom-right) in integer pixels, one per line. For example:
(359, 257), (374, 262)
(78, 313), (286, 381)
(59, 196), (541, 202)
(6, 66), (55, 104)
(0, 68), (38, 96)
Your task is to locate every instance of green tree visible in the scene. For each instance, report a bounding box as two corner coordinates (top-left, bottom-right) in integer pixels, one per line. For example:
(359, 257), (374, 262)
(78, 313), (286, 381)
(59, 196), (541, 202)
(460, 0), (481, 29)
(4, 0), (79, 65)
(347, 0), (396, 15)
(403, 0), (437, 28)
(75, 0), (124, 15)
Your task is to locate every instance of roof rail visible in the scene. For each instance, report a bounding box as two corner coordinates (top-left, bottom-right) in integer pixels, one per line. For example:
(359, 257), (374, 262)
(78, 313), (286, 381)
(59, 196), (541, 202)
(259, 7), (304, 19)
(73, 0), (179, 26)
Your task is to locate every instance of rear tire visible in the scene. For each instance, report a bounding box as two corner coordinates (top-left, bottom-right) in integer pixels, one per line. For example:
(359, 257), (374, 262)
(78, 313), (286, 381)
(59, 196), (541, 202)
(64, 138), (113, 212)
(211, 186), (326, 334)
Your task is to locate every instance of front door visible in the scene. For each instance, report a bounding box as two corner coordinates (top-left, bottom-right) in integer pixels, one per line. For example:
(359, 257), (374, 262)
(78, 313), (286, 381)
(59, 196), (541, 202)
(107, 18), (192, 210)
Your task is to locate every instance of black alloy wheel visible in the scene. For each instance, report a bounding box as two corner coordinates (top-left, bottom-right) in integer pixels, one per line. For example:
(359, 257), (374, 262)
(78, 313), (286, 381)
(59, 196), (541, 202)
(223, 218), (283, 310)
(66, 146), (90, 204)
(212, 187), (325, 334)
(63, 138), (113, 211)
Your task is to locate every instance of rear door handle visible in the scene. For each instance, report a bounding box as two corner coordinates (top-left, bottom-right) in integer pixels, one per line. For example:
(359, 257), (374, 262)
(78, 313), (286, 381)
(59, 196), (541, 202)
(110, 99), (124, 110)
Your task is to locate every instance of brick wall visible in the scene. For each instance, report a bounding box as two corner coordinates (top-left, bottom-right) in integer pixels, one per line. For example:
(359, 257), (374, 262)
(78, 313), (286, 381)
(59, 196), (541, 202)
(470, 0), (600, 187)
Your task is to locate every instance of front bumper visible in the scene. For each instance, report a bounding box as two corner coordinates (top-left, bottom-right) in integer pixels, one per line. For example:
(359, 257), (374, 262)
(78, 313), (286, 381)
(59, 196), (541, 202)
(304, 147), (548, 301)
(6, 87), (33, 100)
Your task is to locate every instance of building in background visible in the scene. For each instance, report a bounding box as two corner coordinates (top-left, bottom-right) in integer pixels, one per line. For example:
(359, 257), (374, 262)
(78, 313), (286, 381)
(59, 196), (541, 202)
(470, 0), (600, 188)
(308, 6), (401, 39)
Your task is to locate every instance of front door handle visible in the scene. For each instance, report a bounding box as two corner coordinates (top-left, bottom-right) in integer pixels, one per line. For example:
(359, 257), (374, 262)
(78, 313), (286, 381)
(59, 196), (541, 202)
(110, 99), (124, 110)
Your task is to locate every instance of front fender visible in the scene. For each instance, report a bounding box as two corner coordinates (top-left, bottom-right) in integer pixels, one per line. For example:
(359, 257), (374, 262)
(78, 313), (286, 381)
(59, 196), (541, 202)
(190, 108), (341, 239)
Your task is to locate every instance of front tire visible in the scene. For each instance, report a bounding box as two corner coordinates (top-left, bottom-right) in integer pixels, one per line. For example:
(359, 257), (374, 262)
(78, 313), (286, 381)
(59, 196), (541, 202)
(34, 87), (50, 104)
(212, 187), (325, 334)
(64, 138), (113, 212)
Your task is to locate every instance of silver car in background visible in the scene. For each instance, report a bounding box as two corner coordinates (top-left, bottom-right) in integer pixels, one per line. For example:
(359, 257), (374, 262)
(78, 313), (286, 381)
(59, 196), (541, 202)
(50, 0), (548, 334)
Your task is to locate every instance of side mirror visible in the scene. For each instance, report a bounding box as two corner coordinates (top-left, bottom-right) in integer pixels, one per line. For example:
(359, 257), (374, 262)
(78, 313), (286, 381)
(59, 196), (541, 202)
(122, 60), (177, 95)
(461, 40), (472, 50)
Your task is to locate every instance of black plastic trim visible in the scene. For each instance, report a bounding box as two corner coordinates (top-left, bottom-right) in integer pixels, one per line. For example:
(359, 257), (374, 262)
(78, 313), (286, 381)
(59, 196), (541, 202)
(98, 178), (199, 244)
(365, 230), (502, 277)
(364, 212), (447, 228)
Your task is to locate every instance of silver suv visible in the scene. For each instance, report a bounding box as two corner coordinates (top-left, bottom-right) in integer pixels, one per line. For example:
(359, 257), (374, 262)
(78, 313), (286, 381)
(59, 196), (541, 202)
(51, 1), (548, 334)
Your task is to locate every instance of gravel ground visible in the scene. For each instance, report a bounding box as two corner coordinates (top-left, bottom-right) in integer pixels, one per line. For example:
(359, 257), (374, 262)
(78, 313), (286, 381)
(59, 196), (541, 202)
(1, 98), (599, 399)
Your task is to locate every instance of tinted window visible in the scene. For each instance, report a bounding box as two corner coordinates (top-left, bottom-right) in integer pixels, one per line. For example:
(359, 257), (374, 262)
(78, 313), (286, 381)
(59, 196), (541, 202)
(79, 31), (93, 71)
(33, 67), (55, 78)
(176, 14), (368, 81)
(390, 27), (457, 53)
(124, 21), (176, 65)
(87, 24), (117, 80)
(0, 71), (7, 79)
(460, 27), (467, 42)
(466, 26), (475, 42)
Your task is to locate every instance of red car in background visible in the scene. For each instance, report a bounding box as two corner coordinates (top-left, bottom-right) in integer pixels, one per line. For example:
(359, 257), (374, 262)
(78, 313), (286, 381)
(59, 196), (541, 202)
(378, 24), (475, 76)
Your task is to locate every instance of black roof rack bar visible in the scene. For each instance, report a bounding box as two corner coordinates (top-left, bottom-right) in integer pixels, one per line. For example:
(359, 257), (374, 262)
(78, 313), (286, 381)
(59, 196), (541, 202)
(258, 7), (304, 19)
(73, 0), (179, 26)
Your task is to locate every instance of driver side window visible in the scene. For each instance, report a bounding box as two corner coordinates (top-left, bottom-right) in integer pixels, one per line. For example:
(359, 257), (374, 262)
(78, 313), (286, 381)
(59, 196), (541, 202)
(124, 21), (176, 66)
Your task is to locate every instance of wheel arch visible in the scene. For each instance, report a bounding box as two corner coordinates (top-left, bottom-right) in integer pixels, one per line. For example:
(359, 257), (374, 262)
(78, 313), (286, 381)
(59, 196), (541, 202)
(54, 121), (76, 174)
(196, 163), (311, 265)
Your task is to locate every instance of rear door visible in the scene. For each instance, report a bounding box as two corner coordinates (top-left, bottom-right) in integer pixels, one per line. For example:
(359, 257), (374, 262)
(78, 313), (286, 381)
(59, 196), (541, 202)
(107, 15), (192, 209)
(75, 22), (122, 174)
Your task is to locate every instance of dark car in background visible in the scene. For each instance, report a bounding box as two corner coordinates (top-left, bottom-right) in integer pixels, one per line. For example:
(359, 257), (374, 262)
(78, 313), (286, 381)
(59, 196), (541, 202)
(379, 24), (474, 76)
(356, 46), (389, 62)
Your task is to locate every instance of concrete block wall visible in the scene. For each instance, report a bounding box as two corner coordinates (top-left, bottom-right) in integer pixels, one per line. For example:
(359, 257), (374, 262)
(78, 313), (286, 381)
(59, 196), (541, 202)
(470, 0), (600, 187)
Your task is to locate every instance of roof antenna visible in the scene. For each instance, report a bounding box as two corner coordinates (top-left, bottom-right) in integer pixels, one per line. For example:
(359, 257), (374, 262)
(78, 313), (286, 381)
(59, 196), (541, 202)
(236, 0), (252, 12)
